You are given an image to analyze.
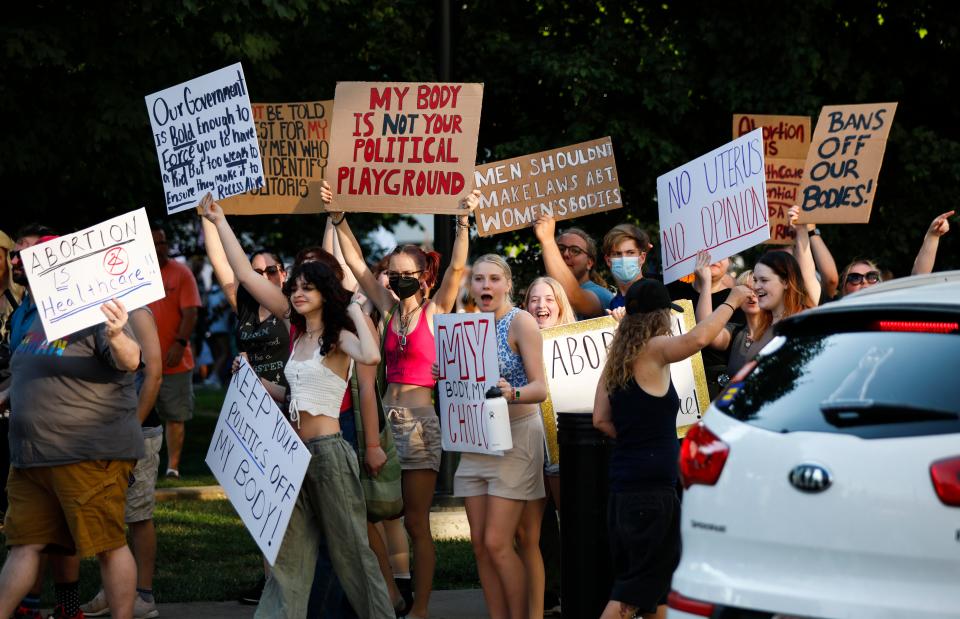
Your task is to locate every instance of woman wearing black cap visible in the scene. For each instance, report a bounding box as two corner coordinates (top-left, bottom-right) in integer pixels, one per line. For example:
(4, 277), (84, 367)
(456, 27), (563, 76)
(593, 278), (750, 619)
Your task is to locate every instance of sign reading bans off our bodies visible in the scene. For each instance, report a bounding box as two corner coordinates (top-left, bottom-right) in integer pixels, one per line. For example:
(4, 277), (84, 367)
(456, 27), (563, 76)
(20, 208), (165, 342)
(327, 82), (484, 214)
(221, 100), (334, 215)
(434, 312), (503, 456)
(539, 304), (709, 466)
(145, 63), (265, 215)
(473, 137), (622, 237)
(733, 114), (811, 244)
(206, 357), (309, 565)
(657, 128), (769, 284)
(797, 102), (898, 224)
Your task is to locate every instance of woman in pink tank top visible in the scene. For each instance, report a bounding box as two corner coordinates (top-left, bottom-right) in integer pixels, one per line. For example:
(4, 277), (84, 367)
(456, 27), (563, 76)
(329, 187), (479, 619)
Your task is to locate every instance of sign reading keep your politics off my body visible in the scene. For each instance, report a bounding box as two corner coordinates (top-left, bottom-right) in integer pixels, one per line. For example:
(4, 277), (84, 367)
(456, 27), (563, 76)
(327, 82), (483, 214)
(473, 137), (622, 237)
(145, 63), (264, 215)
(221, 100), (333, 215)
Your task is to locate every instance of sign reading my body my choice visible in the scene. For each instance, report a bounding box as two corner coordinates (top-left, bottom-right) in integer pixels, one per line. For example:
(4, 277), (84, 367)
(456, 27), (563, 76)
(657, 128), (769, 284)
(21, 208), (165, 342)
(145, 63), (265, 215)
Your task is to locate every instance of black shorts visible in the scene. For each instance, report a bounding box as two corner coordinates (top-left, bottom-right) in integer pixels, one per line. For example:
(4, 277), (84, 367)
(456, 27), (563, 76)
(607, 487), (681, 613)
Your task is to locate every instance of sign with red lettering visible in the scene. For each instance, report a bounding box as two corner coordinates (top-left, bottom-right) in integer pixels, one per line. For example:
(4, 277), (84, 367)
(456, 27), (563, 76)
(473, 137), (622, 237)
(326, 82), (484, 214)
(221, 100), (333, 215)
(796, 102), (898, 224)
(733, 115), (811, 244)
(435, 312), (503, 455)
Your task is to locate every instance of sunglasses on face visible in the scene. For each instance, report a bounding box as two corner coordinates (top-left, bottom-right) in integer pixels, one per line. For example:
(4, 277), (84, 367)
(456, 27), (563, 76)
(385, 270), (423, 279)
(846, 271), (881, 286)
(254, 265), (283, 276)
(556, 244), (586, 257)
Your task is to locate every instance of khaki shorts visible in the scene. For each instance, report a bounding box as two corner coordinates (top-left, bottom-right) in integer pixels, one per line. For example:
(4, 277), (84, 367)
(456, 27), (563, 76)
(156, 370), (194, 422)
(385, 404), (442, 472)
(125, 427), (163, 523)
(4, 459), (134, 557)
(454, 412), (546, 501)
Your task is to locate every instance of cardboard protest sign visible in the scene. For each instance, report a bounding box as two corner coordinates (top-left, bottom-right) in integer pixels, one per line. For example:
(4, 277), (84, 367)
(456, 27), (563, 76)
(657, 129), (769, 284)
(539, 300), (709, 465)
(327, 82), (483, 214)
(435, 312), (503, 455)
(145, 63), (264, 215)
(20, 208), (165, 342)
(796, 102), (897, 224)
(206, 357), (309, 565)
(734, 115), (811, 244)
(473, 137), (622, 237)
(221, 100), (333, 215)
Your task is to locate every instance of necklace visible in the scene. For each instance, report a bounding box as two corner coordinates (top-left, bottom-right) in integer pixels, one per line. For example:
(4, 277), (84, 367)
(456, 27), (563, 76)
(397, 298), (427, 352)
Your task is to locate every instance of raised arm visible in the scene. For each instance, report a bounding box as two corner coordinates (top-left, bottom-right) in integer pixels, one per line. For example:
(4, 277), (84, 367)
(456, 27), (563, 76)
(129, 309), (163, 423)
(431, 190), (480, 313)
(337, 300), (382, 366)
(198, 193), (289, 320)
(790, 206), (821, 307)
(912, 210), (954, 275)
(325, 217), (359, 293)
(201, 216), (238, 312)
(534, 215), (603, 318)
(694, 251), (732, 351)
(654, 286), (751, 364)
(807, 227), (839, 299)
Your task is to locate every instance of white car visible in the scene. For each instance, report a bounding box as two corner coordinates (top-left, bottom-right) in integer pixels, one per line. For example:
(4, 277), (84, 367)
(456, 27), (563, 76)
(668, 271), (960, 619)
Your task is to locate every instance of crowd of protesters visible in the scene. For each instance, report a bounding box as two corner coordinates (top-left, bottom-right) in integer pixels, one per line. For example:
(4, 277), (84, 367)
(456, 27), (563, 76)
(0, 193), (952, 619)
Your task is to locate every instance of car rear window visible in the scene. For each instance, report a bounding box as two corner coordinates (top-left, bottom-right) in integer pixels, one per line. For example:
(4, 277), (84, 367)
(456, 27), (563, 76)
(720, 331), (960, 439)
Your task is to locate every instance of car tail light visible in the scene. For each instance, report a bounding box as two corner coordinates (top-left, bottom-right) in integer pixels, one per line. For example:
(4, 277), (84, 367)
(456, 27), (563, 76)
(667, 590), (715, 616)
(930, 456), (960, 506)
(873, 320), (959, 334)
(680, 422), (730, 489)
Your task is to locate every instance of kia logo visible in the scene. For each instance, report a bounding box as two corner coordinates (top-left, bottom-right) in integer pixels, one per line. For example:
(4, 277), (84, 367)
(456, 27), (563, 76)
(788, 463), (832, 493)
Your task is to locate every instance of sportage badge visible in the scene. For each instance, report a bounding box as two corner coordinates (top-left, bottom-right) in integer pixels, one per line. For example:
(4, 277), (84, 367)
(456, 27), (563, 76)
(788, 463), (833, 493)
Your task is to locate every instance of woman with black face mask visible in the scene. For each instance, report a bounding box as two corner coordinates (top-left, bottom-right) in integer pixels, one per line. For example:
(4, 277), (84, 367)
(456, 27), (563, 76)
(328, 183), (479, 619)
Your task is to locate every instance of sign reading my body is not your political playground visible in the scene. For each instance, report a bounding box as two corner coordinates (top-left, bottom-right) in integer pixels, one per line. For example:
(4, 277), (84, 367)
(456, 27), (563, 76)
(145, 63), (265, 215)
(657, 128), (769, 284)
(206, 357), (309, 565)
(20, 208), (165, 342)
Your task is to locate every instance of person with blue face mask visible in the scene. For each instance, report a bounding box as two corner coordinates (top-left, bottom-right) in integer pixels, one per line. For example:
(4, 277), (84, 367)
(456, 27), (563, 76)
(603, 224), (653, 310)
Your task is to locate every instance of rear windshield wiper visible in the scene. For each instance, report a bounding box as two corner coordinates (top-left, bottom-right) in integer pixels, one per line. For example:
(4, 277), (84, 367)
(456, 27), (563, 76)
(820, 399), (959, 427)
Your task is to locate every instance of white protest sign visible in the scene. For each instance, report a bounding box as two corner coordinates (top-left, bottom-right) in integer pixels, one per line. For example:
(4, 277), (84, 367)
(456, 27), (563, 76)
(145, 63), (264, 215)
(20, 208), (165, 342)
(205, 358), (309, 565)
(435, 312), (503, 455)
(657, 128), (769, 284)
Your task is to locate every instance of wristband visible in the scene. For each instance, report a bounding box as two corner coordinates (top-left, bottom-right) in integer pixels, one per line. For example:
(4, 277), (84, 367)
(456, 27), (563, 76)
(514, 388), (521, 402)
(721, 302), (735, 312)
(331, 214), (345, 226)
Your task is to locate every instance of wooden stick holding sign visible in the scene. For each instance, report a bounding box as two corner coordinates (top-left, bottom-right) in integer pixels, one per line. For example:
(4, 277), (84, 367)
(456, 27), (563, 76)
(539, 300), (709, 466)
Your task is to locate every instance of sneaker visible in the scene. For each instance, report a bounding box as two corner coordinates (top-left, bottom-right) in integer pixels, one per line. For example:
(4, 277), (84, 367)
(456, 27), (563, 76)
(11, 605), (43, 619)
(238, 576), (265, 605)
(47, 605), (83, 619)
(165, 468), (180, 479)
(80, 590), (109, 617)
(133, 595), (159, 619)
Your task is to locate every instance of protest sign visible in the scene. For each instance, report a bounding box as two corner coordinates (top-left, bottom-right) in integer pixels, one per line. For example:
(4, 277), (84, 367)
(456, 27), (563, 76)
(145, 63), (264, 215)
(657, 129), (769, 284)
(734, 115), (811, 244)
(539, 300), (709, 465)
(327, 82), (483, 214)
(206, 357), (309, 565)
(473, 137), (622, 237)
(796, 102), (897, 224)
(221, 100), (333, 215)
(20, 208), (165, 342)
(435, 312), (503, 455)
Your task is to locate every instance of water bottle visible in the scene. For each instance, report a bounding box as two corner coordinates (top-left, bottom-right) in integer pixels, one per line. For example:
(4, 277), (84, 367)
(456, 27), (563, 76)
(484, 386), (513, 451)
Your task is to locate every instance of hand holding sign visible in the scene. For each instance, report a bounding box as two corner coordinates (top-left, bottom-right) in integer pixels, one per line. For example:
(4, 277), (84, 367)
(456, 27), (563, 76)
(100, 299), (129, 338)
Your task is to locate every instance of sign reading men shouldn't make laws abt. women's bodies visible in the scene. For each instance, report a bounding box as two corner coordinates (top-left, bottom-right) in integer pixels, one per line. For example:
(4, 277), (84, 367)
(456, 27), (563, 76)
(20, 209), (165, 342)
(539, 303), (709, 466)
(796, 102), (898, 224)
(206, 357), (309, 565)
(327, 82), (484, 214)
(657, 128), (769, 284)
(221, 100), (334, 215)
(435, 312), (504, 455)
(145, 63), (264, 215)
(473, 137), (622, 237)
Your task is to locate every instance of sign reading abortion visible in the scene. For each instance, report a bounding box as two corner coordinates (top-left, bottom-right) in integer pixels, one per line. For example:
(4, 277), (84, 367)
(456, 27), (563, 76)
(20, 208), (165, 342)
(435, 312), (503, 455)
(657, 128), (769, 284)
(206, 357), (309, 565)
(473, 137), (622, 236)
(221, 100), (333, 215)
(797, 102), (898, 224)
(327, 82), (484, 214)
(145, 63), (264, 215)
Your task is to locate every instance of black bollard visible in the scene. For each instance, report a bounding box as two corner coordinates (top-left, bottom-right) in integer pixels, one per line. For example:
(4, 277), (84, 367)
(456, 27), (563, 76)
(559, 412), (612, 619)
